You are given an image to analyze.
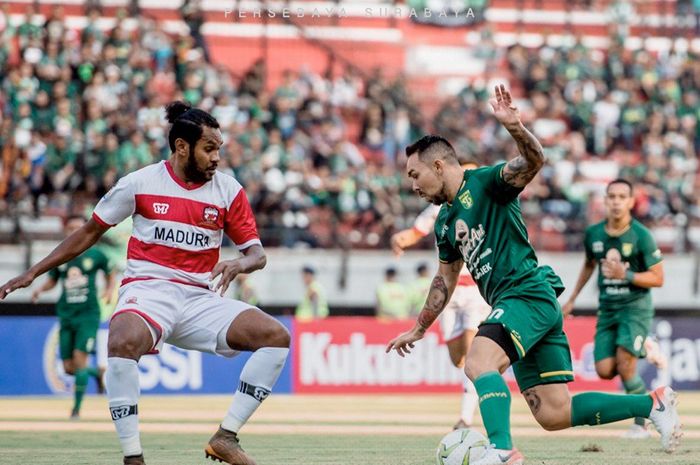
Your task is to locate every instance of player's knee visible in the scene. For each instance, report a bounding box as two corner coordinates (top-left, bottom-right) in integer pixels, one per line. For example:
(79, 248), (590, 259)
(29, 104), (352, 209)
(107, 333), (145, 359)
(258, 322), (290, 349)
(63, 364), (75, 375)
(271, 324), (291, 348)
(464, 357), (492, 381)
(535, 413), (569, 431)
(450, 354), (465, 369)
(615, 353), (636, 377)
(595, 362), (616, 380)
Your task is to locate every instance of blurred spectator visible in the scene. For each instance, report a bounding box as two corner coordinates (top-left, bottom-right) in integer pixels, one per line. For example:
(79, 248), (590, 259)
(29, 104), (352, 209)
(375, 267), (411, 320)
(408, 262), (432, 316)
(233, 274), (259, 307)
(0, 7), (698, 255)
(295, 266), (329, 320)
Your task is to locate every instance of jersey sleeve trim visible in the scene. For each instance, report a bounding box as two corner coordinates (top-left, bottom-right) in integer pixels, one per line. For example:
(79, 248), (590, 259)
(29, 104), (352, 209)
(236, 238), (263, 251)
(92, 212), (114, 228)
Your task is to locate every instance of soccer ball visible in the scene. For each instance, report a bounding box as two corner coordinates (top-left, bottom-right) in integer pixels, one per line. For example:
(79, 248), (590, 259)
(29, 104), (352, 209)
(435, 428), (489, 465)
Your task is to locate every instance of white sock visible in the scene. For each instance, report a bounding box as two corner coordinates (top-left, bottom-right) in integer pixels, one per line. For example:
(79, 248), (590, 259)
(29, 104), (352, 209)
(221, 347), (289, 433)
(461, 376), (478, 425)
(106, 357), (142, 457)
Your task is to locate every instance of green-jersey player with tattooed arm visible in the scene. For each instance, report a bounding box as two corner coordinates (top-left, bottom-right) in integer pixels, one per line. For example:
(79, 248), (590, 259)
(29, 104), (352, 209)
(386, 85), (681, 465)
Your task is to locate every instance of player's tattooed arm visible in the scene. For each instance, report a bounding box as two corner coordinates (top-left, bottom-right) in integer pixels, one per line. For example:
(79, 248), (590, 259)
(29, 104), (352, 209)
(489, 84), (545, 188)
(416, 260), (462, 332)
(502, 125), (545, 188)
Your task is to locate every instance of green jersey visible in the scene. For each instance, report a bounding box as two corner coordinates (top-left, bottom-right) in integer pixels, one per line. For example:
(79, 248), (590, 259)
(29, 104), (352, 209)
(48, 247), (111, 321)
(435, 163), (564, 306)
(584, 219), (663, 308)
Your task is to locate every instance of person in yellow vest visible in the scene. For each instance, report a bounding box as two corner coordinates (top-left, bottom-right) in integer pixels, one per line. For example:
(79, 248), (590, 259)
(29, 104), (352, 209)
(295, 266), (329, 320)
(409, 263), (432, 317)
(375, 267), (412, 320)
(233, 274), (259, 307)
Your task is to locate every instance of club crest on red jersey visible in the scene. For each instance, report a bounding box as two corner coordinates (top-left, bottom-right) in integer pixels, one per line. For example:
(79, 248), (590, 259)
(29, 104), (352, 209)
(153, 202), (170, 215)
(203, 206), (220, 224)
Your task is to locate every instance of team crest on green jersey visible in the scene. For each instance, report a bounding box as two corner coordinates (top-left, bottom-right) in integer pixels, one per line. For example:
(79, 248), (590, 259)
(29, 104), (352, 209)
(83, 258), (94, 271)
(621, 243), (633, 257)
(459, 190), (473, 209)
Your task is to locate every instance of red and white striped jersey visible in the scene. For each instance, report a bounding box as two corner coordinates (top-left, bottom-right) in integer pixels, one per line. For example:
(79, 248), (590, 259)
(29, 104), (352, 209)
(92, 160), (261, 289)
(412, 204), (476, 287)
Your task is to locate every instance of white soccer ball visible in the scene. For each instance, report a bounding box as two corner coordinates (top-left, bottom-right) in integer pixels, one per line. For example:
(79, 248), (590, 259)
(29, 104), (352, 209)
(435, 428), (489, 465)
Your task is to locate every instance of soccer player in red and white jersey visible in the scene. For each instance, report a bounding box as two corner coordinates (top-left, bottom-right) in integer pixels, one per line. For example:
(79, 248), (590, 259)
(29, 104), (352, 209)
(0, 102), (288, 465)
(390, 161), (491, 431)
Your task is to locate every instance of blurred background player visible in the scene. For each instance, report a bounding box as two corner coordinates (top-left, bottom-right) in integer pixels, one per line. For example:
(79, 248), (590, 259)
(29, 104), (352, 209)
(0, 101), (291, 465)
(563, 179), (666, 439)
(375, 266), (411, 319)
(387, 85), (681, 465)
(295, 265), (329, 321)
(30, 213), (116, 419)
(391, 161), (491, 430)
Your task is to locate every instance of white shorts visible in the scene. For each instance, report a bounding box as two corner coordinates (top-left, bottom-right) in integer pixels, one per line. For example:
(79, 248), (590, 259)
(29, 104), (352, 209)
(439, 285), (491, 342)
(112, 280), (255, 357)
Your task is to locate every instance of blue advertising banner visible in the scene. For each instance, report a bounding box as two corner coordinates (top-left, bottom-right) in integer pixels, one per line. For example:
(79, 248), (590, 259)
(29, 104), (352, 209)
(640, 318), (700, 391)
(0, 316), (293, 395)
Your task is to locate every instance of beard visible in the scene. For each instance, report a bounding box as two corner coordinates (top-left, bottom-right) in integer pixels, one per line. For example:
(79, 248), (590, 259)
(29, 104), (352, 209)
(183, 147), (211, 183)
(426, 185), (450, 205)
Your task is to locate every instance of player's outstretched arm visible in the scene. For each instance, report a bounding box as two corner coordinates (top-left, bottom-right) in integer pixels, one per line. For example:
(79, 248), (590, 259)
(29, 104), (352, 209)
(562, 257), (596, 317)
(386, 259), (461, 357)
(390, 228), (426, 257)
(489, 84), (545, 188)
(210, 244), (266, 296)
(0, 219), (109, 300)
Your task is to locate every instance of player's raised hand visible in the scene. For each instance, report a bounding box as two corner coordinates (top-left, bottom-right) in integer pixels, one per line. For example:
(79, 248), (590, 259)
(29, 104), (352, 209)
(489, 84), (521, 129)
(386, 326), (425, 357)
(210, 259), (244, 296)
(601, 258), (627, 280)
(0, 271), (35, 300)
(390, 231), (409, 257)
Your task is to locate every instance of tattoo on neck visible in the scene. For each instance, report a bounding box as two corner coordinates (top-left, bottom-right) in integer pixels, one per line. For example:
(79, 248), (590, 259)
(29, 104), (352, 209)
(417, 275), (448, 330)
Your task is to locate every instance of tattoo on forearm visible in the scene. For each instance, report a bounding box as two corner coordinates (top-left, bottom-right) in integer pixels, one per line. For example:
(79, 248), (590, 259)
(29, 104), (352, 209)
(523, 388), (542, 414)
(502, 126), (545, 188)
(417, 276), (449, 330)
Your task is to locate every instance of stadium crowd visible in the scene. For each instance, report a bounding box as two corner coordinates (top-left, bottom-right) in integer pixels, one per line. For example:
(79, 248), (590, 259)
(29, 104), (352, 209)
(0, 4), (698, 251)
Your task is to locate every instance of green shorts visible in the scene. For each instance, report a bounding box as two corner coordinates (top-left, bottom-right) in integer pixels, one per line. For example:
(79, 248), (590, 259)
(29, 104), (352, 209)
(59, 318), (99, 360)
(594, 304), (653, 361)
(482, 285), (574, 392)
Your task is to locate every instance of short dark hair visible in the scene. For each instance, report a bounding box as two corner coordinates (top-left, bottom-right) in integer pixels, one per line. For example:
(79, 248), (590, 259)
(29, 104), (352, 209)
(416, 262), (428, 274)
(606, 178), (633, 194)
(405, 135), (458, 163)
(302, 265), (315, 275)
(385, 267), (397, 278)
(165, 101), (220, 152)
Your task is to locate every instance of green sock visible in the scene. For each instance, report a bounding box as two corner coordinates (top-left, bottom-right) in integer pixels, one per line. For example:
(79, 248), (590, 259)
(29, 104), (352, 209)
(474, 371), (512, 449)
(571, 392), (652, 426)
(623, 375), (648, 427)
(85, 366), (99, 379)
(73, 369), (89, 413)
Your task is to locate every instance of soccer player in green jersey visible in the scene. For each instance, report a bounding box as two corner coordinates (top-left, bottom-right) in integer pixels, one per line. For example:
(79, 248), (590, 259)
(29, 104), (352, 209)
(31, 214), (117, 418)
(563, 179), (665, 439)
(386, 85), (681, 464)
